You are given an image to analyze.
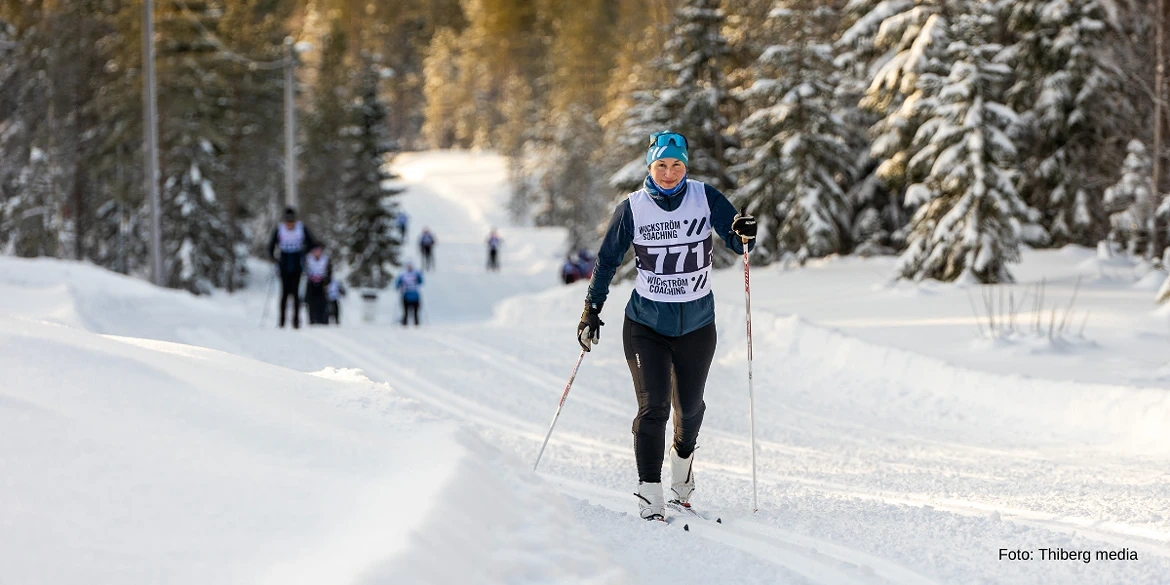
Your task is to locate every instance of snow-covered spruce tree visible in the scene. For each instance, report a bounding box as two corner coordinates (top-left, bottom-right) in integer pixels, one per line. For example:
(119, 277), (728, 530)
(897, 5), (1033, 284)
(164, 150), (236, 294)
(84, 0), (147, 276)
(301, 19), (353, 251)
(732, 0), (855, 263)
(155, 0), (243, 294)
(851, 0), (950, 197)
(849, 178), (899, 256)
(597, 0), (673, 196)
(420, 27), (465, 149)
(605, 87), (674, 195)
(1103, 139), (1152, 255)
(613, 0), (736, 191)
(502, 71), (543, 223)
(1000, 0), (1126, 247)
(215, 0), (293, 291)
(833, 0), (909, 254)
(517, 104), (607, 251)
(4, 147), (61, 257)
(343, 54), (403, 289)
(0, 10), (66, 258)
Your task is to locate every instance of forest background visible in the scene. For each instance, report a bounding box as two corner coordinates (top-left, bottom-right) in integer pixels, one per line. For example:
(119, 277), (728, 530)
(1, 0), (1167, 294)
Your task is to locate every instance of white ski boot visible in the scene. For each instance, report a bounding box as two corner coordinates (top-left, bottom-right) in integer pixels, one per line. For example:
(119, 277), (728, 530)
(635, 482), (665, 521)
(669, 445), (695, 506)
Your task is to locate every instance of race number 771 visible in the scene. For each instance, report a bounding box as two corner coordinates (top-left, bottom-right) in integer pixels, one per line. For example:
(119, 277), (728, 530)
(645, 241), (707, 274)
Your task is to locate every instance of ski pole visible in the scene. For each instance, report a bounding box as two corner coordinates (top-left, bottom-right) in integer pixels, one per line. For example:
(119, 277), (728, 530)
(259, 265), (277, 328)
(533, 348), (587, 472)
(742, 234), (758, 513)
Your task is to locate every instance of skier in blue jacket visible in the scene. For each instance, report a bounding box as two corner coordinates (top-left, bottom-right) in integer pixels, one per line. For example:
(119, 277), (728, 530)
(577, 131), (757, 521)
(395, 262), (424, 326)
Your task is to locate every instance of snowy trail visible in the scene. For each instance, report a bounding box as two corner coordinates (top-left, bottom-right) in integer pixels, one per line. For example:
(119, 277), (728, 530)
(309, 329), (947, 585)
(217, 153), (1170, 583)
(9, 151), (1170, 584)
(302, 319), (1170, 575)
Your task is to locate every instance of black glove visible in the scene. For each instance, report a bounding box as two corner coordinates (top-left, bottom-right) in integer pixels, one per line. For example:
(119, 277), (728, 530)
(577, 302), (604, 352)
(732, 207), (758, 241)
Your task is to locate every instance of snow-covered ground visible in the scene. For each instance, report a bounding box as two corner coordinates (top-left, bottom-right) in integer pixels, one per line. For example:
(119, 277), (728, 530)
(4, 150), (1170, 585)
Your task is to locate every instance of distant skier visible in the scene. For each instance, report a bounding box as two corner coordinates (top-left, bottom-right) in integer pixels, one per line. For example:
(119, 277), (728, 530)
(304, 246), (332, 325)
(327, 279), (347, 325)
(487, 229), (502, 271)
(561, 255), (580, 285)
(395, 211), (409, 239)
(419, 228), (436, 271)
(395, 261), (424, 327)
(576, 249), (595, 280)
(576, 131), (756, 521)
(267, 206), (319, 329)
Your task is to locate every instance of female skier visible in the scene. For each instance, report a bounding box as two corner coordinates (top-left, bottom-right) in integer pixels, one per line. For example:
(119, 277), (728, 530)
(577, 131), (757, 520)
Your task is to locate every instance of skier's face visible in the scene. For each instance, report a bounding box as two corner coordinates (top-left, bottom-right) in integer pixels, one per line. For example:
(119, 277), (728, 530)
(650, 158), (686, 190)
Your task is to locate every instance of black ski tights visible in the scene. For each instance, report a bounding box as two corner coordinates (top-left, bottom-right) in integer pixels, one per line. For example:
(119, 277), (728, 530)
(278, 270), (302, 328)
(624, 317), (716, 484)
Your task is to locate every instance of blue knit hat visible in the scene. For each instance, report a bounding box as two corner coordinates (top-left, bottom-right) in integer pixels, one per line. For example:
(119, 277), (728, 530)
(646, 131), (689, 167)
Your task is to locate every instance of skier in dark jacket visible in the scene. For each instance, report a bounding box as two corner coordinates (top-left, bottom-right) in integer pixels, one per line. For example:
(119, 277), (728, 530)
(267, 206), (319, 329)
(561, 255), (581, 285)
(486, 229), (502, 271)
(418, 228), (436, 271)
(577, 131), (757, 521)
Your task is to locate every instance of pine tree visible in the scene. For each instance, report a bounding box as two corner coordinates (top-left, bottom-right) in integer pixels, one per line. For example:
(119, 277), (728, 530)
(215, 0), (291, 291)
(0, 15), (27, 253)
(853, 0), (950, 194)
(732, 0), (855, 263)
(343, 53), (403, 289)
(516, 104), (607, 250)
(155, 0), (242, 293)
(609, 0), (736, 192)
(1001, 0), (1127, 247)
(420, 27), (466, 148)
(5, 146), (60, 257)
(85, 0), (147, 276)
(834, 0), (904, 254)
(505, 0), (615, 246)
(301, 19), (353, 250)
(0, 5), (63, 257)
(1104, 140), (1153, 255)
(603, 88), (675, 195)
(896, 4), (1033, 283)
(651, 0), (736, 190)
(597, 0), (672, 195)
(436, 0), (543, 149)
(371, 0), (464, 148)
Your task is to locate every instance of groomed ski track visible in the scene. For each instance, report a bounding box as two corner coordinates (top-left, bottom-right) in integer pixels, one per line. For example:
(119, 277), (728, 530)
(187, 152), (1170, 584)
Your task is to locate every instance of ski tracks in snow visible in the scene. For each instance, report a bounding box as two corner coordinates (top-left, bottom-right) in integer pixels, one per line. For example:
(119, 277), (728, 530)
(309, 327), (949, 585)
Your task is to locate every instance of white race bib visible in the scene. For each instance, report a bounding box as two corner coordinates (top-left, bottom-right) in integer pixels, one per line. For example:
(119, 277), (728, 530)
(629, 180), (713, 303)
(306, 254), (329, 282)
(278, 222), (305, 253)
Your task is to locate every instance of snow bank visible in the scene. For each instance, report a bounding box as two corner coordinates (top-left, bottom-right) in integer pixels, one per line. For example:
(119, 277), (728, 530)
(0, 315), (622, 585)
(757, 311), (1170, 453)
(497, 270), (1170, 455)
(0, 255), (243, 339)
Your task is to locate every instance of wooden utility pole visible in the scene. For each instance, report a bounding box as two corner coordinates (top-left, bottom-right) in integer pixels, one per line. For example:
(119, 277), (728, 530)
(284, 38), (298, 210)
(143, 0), (163, 285)
(1154, 0), (1168, 261)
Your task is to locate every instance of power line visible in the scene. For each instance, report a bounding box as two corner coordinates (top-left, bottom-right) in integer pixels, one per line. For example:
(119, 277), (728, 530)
(172, 0), (289, 70)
